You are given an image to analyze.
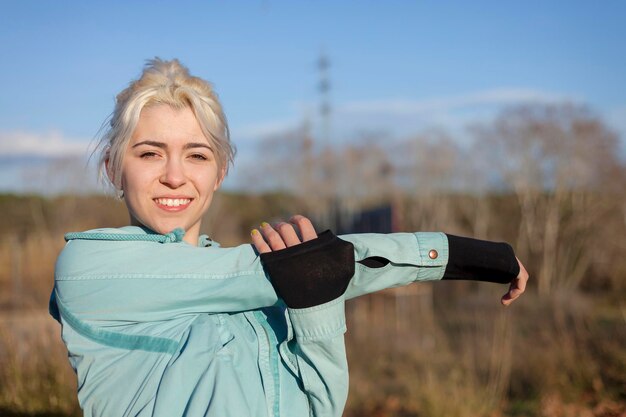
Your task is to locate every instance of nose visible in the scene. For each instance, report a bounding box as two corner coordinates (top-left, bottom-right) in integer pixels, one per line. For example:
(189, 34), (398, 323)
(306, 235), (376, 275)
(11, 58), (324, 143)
(159, 157), (187, 188)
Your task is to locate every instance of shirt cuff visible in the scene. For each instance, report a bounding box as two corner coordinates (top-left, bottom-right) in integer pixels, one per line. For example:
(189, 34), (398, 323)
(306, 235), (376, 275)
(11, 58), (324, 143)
(413, 232), (449, 281)
(287, 296), (346, 343)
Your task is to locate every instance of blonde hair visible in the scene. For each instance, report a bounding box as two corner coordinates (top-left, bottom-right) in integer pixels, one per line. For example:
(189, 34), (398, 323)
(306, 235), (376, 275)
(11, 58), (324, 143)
(96, 58), (235, 189)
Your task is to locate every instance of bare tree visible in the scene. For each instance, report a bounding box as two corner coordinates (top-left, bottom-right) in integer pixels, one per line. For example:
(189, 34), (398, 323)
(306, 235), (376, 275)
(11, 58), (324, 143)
(398, 130), (467, 232)
(472, 103), (624, 296)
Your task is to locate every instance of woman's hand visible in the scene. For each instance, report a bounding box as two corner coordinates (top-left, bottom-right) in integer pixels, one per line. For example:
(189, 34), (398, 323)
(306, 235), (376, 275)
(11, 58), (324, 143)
(251, 215), (354, 309)
(251, 214), (318, 253)
(501, 257), (529, 306)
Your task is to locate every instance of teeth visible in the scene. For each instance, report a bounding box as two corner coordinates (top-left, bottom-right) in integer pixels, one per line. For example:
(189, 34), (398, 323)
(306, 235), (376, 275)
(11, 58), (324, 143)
(156, 198), (191, 207)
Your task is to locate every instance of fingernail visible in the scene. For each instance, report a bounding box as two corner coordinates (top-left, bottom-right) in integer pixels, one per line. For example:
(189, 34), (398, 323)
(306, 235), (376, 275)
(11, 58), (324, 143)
(251, 229), (259, 236)
(261, 222), (269, 228)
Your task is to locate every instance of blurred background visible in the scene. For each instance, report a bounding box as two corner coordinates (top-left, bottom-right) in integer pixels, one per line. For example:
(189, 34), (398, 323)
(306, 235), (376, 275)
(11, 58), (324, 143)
(1, 1), (625, 416)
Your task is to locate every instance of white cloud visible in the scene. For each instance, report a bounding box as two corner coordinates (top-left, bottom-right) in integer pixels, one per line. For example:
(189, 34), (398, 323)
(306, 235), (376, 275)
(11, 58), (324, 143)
(339, 88), (580, 116)
(230, 88), (582, 146)
(231, 119), (298, 143)
(0, 130), (91, 158)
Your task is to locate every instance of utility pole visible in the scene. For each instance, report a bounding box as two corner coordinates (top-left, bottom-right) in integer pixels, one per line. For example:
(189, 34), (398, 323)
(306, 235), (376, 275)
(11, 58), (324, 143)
(316, 51), (335, 229)
(318, 52), (331, 150)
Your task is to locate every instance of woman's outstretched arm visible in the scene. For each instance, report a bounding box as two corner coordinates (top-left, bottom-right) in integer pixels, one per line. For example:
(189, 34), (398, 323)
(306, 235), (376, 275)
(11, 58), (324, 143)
(253, 215), (528, 306)
(53, 226), (277, 323)
(54, 220), (528, 325)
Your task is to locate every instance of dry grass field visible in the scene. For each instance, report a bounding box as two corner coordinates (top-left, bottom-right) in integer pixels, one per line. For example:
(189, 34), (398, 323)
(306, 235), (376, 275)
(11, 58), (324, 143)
(0, 192), (624, 417)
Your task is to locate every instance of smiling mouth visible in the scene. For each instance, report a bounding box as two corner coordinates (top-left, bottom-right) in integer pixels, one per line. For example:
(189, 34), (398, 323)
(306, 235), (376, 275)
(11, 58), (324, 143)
(154, 198), (193, 210)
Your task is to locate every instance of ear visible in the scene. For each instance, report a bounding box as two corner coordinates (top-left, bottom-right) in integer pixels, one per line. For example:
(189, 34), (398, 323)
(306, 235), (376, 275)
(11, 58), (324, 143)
(104, 152), (119, 189)
(213, 167), (226, 191)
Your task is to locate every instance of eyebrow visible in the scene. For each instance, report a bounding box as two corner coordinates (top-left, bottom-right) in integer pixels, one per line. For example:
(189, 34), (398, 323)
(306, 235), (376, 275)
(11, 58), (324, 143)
(132, 140), (213, 151)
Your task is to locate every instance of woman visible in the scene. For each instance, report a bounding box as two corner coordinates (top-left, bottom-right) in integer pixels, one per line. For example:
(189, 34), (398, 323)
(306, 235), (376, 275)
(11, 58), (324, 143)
(51, 58), (528, 417)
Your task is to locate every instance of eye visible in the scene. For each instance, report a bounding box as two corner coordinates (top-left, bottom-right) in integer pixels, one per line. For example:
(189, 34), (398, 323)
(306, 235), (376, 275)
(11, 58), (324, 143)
(140, 151), (159, 159)
(190, 153), (209, 161)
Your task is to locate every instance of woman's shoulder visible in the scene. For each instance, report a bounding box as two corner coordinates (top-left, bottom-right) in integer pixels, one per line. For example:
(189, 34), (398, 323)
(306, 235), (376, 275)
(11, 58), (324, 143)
(55, 226), (160, 277)
(55, 226), (244, 279)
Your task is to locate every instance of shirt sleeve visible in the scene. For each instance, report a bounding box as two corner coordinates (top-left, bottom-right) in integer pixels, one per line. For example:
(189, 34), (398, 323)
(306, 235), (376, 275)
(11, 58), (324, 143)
(279, 297), (349, 417)
(55, 230), (518, 324)
(54, 230), (449, 323)
(340, 232), (449, 299)
(54, 237), (278, 323)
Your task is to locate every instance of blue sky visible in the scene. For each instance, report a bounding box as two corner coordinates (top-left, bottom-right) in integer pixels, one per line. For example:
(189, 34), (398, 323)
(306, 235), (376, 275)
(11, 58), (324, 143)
(1, 1), (625, 192)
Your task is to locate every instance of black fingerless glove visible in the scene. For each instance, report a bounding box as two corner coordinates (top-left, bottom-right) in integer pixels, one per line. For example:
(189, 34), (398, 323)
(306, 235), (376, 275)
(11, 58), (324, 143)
(259, 230), (355, 309)
(443, 234), (520, 284)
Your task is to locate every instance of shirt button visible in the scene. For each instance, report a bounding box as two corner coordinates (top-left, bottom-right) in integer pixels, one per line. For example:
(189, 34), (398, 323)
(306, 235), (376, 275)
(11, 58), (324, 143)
(428, 249), (438, 259)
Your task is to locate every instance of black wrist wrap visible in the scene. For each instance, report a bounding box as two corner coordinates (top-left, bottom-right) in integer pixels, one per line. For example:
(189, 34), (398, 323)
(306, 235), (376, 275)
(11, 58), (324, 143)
(443, 234), (520, 284)
(259, 230), (355, 309)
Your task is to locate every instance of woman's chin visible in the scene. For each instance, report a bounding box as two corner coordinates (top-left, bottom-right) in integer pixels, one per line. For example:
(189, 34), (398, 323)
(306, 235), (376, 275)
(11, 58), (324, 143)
(155, 223), (186, 234)
(135, 220), (186, 235)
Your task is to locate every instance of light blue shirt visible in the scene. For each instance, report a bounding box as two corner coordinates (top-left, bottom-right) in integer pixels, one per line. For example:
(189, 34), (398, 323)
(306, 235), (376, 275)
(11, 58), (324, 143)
(50, 226), (449, 417)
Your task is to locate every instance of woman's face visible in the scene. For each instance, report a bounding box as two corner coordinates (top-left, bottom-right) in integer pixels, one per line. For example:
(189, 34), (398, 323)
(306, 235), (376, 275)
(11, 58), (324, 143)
(119, 104), (223, 245)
